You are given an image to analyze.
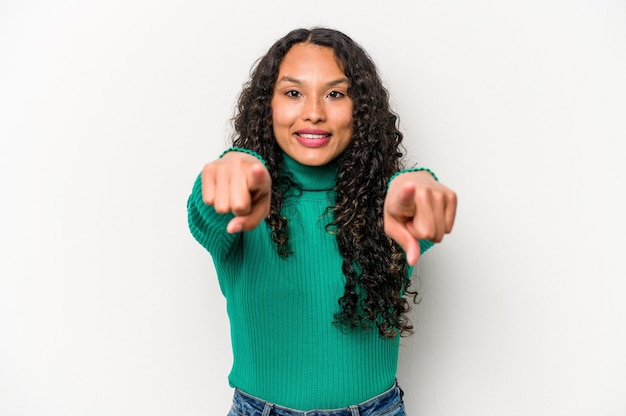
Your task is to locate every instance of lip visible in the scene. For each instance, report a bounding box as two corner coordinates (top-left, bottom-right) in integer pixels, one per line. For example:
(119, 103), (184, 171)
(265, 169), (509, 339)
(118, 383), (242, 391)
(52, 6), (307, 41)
(295, 129), (330, 148)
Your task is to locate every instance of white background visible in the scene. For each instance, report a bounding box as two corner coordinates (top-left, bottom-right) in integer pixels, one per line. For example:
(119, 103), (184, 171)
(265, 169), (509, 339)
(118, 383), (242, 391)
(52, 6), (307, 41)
(1, 1), (625, 415)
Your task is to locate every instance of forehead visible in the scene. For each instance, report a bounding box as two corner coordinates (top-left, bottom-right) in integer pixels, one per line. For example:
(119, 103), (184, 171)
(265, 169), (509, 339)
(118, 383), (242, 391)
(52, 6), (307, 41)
(277, 43), (346, 79)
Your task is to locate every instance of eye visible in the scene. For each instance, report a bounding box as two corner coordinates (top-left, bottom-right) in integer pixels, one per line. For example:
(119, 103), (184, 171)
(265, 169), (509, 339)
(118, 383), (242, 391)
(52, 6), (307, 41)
(328, 90), (345, 99)
(285, 90), (301, 98)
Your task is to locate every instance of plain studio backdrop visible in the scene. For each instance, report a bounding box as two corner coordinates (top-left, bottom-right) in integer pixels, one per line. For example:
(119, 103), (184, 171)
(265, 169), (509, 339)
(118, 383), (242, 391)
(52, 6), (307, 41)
(1, 0), (625, 415)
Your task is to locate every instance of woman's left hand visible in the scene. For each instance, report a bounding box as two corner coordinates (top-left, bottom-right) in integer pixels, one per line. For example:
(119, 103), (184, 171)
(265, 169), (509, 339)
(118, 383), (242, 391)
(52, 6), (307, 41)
(384, 171), (457, 265)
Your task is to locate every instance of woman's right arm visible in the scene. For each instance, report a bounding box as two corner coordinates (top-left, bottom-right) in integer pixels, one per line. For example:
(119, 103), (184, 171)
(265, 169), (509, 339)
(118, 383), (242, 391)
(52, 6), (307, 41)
(187, 151), (271, 258)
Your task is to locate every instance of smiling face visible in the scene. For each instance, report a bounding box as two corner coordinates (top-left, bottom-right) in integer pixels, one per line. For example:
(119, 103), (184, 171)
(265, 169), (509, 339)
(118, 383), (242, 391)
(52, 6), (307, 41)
(271, 43), (354, 166)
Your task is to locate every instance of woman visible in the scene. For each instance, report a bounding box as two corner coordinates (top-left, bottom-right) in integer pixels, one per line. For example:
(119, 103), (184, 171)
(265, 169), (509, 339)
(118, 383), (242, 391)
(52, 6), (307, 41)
(188, 27), (457, 416)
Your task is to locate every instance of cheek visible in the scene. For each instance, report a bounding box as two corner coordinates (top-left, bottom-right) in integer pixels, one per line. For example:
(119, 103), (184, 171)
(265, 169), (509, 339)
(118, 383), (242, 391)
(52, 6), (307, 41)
(336, 111), (354, 133)
(334, 104), (353, 128)
(272, 103), (296, 129)
(339, 114), (354, 147)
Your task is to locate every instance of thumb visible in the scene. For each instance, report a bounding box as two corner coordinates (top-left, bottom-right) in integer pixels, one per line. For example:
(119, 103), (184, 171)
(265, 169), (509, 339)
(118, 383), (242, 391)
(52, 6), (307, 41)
(247, 163), (270, 194)
(388, 183), (417, 217)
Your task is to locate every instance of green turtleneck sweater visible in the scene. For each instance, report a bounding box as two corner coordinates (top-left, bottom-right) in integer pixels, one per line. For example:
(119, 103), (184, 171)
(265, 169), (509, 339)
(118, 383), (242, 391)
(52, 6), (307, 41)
(187, 154), (433, 410)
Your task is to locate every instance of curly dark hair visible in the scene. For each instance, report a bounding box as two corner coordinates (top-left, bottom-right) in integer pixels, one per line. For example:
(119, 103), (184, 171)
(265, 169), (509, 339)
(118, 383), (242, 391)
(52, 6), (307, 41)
(231, 27), (417, 338)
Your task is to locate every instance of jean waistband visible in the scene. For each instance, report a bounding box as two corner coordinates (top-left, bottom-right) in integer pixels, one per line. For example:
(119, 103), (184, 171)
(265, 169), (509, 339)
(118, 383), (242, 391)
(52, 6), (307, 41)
(231, 381), (403, 416)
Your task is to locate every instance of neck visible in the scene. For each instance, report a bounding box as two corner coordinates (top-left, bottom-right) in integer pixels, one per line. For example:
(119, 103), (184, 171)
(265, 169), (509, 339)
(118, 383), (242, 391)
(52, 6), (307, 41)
(282, 153), (337, 191)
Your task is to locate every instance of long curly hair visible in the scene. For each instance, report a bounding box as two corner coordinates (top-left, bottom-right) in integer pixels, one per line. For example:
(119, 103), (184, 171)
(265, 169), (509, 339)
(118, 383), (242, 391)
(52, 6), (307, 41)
(231, 27), (417, 338)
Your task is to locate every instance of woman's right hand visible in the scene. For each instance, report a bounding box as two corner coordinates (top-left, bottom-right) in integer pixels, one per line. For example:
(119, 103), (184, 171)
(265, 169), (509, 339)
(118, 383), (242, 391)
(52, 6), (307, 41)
(201, 151), (271, 233)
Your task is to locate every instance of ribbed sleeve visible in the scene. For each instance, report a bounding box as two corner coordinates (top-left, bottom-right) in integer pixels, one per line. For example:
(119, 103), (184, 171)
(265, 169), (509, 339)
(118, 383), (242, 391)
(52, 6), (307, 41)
(419, 238), (434, 254)
(187, 173), (240, 262)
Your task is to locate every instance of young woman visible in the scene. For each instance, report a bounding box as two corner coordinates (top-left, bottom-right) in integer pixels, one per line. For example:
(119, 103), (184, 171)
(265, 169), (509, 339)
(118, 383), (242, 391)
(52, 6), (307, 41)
(187, 27), (457, 416)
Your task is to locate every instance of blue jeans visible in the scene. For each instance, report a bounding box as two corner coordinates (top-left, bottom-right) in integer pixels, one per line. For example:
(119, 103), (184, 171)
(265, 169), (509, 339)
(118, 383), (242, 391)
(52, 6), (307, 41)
(227, 381), (406, 416)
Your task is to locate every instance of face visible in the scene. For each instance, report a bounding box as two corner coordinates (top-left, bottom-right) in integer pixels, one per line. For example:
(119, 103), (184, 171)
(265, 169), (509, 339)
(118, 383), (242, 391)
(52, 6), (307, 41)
(271, 43), (353, 166)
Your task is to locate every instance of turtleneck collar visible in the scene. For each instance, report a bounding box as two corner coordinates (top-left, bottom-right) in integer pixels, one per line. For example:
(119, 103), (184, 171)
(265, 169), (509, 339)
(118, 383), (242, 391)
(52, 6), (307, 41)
(281, 153), (338, 191)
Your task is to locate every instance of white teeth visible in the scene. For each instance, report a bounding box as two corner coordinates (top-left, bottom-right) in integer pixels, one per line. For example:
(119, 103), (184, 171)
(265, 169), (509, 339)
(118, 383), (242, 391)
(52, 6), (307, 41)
(299, 134), (327, 139)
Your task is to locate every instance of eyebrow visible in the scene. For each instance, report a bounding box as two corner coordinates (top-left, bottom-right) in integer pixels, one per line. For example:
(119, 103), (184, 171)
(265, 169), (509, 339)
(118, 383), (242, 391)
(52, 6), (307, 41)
(276, 76), (349, 87)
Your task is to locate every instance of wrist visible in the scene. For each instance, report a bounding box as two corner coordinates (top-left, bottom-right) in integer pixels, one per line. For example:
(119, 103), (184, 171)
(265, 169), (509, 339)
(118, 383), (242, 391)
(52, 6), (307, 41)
(387, 167), (438, 190)
(219, 147), (268, 167)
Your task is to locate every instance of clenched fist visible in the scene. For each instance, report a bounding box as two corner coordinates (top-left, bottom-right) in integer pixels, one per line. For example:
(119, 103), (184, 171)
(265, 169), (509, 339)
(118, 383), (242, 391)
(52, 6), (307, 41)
(201, 151), (271, 233)
(384, 171), (457, 265)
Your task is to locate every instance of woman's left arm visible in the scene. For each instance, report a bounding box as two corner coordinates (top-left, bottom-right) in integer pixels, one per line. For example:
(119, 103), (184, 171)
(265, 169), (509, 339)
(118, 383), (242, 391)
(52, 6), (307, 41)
(384, 170), (457, 266)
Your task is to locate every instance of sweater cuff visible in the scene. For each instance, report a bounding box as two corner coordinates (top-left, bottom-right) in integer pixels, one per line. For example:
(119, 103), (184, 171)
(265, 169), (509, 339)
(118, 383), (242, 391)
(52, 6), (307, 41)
(219, 147), (267, 167)
(387, 167), (438, 190)
(419, 239), (434, 255)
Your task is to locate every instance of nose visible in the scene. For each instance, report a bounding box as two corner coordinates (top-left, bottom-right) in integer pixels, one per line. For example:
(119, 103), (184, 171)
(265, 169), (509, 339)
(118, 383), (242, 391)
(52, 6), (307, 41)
(303, 95), (326, 123)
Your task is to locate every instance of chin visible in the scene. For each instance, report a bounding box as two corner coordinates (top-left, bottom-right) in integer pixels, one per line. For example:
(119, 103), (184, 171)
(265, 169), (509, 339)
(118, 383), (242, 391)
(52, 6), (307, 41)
(299, 156), (333, 166)
(287, 150), (329, 166)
